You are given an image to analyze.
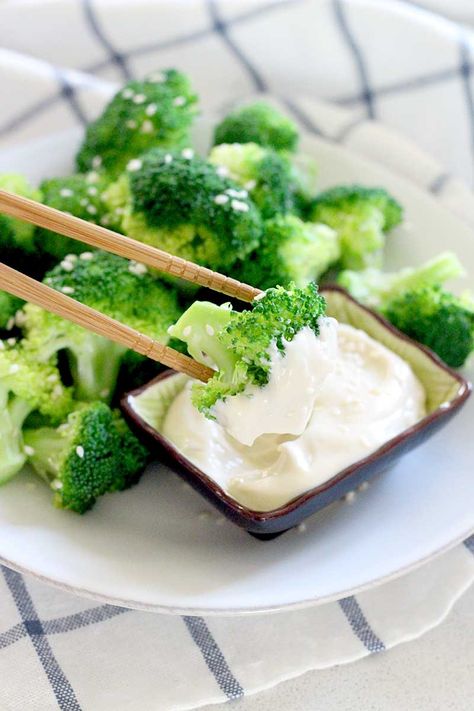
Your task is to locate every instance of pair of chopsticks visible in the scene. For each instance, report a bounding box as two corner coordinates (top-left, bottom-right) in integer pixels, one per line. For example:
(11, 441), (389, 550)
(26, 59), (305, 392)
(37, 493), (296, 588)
(0, 189), (262, 382)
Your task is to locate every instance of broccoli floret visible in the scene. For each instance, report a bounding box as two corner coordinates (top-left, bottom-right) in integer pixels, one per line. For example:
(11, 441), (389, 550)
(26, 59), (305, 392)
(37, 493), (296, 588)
(37, 173), (114, 260)
(22, 251), (182, 402)
(208, 143), (296, 219)
(338, 252), (464, 310)
(0, 173), (42, 261)
(309, 185), (403, 270)
(76, 69), (198, 177)
(24, 403), (149, 513)
(104, 149), (262, 271)
(168, 283), (326, 416)
(385, 286), (474, 368)
(0, 343), (74, 484)
(213, 102), (299, 152)
(0, 292), (23, 332)
(237, 215), (340, 289)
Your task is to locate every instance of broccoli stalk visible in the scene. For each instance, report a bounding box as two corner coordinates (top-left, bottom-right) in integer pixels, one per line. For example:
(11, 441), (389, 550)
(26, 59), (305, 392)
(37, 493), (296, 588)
(338, 252), (464, 310)
(213, 102), (299, 152)
(309, 185), (403, 270)
(22, 250), (182, 402)
(168, 283), (327, 416)
(24, 403), (149, 513)
(237, 214), (340, 289)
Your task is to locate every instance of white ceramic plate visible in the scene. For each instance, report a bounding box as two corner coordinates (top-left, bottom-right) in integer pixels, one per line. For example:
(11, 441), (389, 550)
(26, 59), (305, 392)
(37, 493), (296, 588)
(0, 124), (473, 615)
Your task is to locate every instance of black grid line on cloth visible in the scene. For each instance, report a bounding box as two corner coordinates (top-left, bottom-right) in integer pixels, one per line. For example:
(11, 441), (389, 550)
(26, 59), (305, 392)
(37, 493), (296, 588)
(464, 534), (474, 555)
(338, 595), (385, 653)
(81, 0), (131, 80)
(333, 0), (375, 118)
(429, 172), (451, 194)
(279, 97), (326, 136)
(207, 0), (267, 92)
(2, 567), (82, 711)
(183, 616), (244, 700)
(56, 69), (88, 126)
(459, 30), (474, 181)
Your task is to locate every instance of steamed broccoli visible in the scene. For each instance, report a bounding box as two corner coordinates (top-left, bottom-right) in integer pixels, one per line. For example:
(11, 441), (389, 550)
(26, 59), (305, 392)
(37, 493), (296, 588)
(168, 283), (326, 416)
(338, 252), (464, 309)
(104, 149), (262, 271)
(22, 251), (182, 402)
(76, 69), (198, 177)
(24, 402), (149, 513)
(0, 173), (42, 264)
(237, 215), (340, 289)
(309, 185), (403, 270)
(208, 142), (298, 219)
(213, 102), (299, 152)
(0, 343), (74, 484)
(37, 172), (114, 260)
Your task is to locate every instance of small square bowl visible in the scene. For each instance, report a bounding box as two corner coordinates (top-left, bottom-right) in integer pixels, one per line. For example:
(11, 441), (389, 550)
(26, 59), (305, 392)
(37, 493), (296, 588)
(121, 287), (471, 537)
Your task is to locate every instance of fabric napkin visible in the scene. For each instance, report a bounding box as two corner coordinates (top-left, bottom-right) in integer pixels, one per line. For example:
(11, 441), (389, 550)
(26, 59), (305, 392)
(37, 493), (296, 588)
(0, 1), (474, 709)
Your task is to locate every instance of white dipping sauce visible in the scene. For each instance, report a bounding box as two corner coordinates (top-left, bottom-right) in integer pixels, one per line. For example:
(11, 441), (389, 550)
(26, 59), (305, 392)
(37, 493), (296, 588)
(162, 323), (426, 512)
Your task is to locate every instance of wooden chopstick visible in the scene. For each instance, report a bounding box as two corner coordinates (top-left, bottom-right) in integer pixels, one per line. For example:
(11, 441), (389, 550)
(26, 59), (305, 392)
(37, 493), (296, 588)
(0, 262), (215, 383)
(0, 189), (263, 303)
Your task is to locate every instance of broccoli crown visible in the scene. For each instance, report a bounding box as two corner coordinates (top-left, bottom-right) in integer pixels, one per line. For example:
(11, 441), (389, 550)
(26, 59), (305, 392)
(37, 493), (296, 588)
(309, 185), (403, 270)
(213, 102), (299, 152)
(23, 251), (182, 401)
(208, 142), (296, 219)
(338, 252), (464, 310)
(0, 292), (23, 331)
(0, 173), (42, 258)
(111, 149), (262, 270)
(169, 283), (326, 415)
(238, 214), (340, 289)
(37, 173), (114, 260)
(24, 402), (149, 514)
(385, 286), (474, 368)
(76, 69), (198, 177)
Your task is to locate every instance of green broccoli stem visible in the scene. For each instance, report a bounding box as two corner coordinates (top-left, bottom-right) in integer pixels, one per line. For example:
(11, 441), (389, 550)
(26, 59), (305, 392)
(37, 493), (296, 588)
(23, 427), (65, 485)
(0, 389), (33, 484)
(67, 335), (127, 402)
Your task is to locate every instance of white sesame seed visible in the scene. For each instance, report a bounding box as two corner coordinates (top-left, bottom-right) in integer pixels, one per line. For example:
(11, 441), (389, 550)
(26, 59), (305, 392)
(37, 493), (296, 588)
(126, 119), (137, 129)
(52, 385), (63, 399)
(133, 93), (146, 104)
(59, 188), (73, 198)
(181, 148), (194, 160)
(24, 445), (35, 457)
(0, 341), (4, 350)
(173, 96), (186, 107)
(47, 374), (58, 383)
(231, 199), (249, 212)
(51, 479), (63, 490)
(66, 254), (78, 262)
(100, 216), (110, 226)
(86, 205), (98, 215)
(214, 194), (229, 205)
(141, 120), (154, 133)
(60, 260), (74, 272)
(6, 318), (15, 331)
(127, 158), (142, 172)
(80, 198), (88, 207)
(80, 252), (94, 261)
(114, 207), (124, 216)
(76, 445), (85, 459)
(128, 262), (147, 276)
(226, 188), (248, 199)
(148, 71), (166, 83)
(15, 310), (26, 327)
(344, 491), (357, 504)
(164, 154), (173, 164)
(145, 103), (157, 116)
(205, 324), (215, 336)
(296, 523), (307, 533)
(244, 180), (257, 190)
(87, 186), (98, 196)
(183, 326), (192, 337)
(92, 156), (102, 169)
(7, 338), (16, 347)
(122, 88), (134, 99)
(86, 171), (100, 183)
(216, 166), (229, 177)
(61, 286), (75, 295)
(9, 364), (20, 374)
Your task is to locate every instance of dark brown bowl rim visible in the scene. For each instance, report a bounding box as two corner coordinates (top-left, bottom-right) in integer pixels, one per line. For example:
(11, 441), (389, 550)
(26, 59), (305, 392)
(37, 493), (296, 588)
(121, 286), (472, 523)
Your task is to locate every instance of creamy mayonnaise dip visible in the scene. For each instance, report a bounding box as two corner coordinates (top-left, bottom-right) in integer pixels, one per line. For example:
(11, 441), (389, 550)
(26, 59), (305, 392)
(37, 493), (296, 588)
(162, 322), (426, 512)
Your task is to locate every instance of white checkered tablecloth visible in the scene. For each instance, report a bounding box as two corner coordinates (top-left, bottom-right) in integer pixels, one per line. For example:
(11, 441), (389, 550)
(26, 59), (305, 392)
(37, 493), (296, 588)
(0, 2), (473, 710)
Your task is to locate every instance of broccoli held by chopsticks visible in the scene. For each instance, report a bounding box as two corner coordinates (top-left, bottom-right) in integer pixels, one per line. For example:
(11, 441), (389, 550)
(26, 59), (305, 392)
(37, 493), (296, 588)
(24, 402), (149, 514)
(213, 101), (299, 153)
(76, 69), (198, 177)
(104, 148), (262, 271)
(22, 251), (182, 402)
(168, 283), (327, 418)
(308, 185), (403, 270)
